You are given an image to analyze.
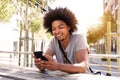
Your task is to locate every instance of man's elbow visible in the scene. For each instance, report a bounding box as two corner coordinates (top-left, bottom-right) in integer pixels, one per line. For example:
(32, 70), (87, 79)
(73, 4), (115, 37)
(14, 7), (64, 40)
(78, 66), (87, 73)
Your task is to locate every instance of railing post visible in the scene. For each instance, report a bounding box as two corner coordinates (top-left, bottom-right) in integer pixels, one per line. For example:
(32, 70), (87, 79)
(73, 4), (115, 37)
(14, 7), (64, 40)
(106, 21), (111, 75)
(117, 33), (120, 76)
(117, 0), (120, 76)
(24, 0), (29, 67)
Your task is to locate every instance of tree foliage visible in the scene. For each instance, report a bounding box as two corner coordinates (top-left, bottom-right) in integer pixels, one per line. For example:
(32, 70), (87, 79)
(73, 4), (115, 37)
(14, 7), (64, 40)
(0, 0), (54, 38)
(29, 7), (43, 33)
(87, 11), (117, 44)
(87, 24), (105, 44)
(100, 11), (117, 32)
(20, 0), (54, 32)
(0, 0), (16, 21)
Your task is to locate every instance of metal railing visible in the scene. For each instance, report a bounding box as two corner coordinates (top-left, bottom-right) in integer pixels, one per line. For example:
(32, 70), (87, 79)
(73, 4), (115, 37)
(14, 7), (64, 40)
(0, 51), (120, 77)
(0, 51), (34, 67)
(89, 53), (120, 76)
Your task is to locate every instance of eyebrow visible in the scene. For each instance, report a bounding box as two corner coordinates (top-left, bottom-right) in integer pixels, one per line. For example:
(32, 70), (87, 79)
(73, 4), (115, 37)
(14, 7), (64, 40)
(52, 23), (65, 28)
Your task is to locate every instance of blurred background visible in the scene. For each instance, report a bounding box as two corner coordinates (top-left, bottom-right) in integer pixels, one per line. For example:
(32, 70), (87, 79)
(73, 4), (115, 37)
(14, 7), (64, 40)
(0, 0), (120, 77)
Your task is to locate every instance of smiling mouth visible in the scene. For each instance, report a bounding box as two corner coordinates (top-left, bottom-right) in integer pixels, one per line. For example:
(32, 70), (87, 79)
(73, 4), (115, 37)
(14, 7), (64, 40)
(56, 33), (62, 37)
(55, 34), (63, 40)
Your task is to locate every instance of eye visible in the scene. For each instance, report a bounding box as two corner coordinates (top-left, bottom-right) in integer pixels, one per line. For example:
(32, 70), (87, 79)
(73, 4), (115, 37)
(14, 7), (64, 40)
(59, 24), (65, 29)
(59, 26), (64, 29)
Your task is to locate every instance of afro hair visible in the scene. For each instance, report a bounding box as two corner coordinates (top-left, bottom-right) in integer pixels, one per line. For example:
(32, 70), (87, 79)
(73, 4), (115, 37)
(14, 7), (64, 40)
(43, 7), (78, 34)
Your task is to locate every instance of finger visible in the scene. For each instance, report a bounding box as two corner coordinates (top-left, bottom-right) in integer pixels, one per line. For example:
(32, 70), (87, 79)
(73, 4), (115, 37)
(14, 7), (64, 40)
(34, 58), (41, 63)
(33, 54), (37, 59)
(42, 63), (50, 68)
(43, 54), (53, 61)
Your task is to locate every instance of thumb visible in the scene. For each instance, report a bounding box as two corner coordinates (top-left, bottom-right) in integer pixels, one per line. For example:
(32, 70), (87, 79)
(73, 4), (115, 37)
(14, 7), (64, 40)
(43, 54), (53, 61)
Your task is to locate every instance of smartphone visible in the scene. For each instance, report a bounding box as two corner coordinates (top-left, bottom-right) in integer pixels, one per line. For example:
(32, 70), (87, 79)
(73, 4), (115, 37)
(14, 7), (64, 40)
(34, 51), (48, 61)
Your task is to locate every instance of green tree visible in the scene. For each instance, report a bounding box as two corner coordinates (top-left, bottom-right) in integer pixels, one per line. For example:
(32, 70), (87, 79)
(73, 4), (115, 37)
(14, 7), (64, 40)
(0, 0), (16, 21)
(26, 4), (42, 32)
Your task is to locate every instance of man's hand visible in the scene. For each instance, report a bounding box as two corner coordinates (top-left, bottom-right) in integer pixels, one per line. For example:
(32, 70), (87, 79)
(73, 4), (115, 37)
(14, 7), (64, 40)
(33, 55), (45, 71)
(41, 54), (59, 71)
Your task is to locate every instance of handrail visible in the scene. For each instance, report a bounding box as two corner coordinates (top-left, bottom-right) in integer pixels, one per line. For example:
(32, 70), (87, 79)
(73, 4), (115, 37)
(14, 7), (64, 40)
(89, 53), (120, 76)
(0, 51), (120, 77)
(89, 54), (120, 58)
(0, 51), (33, 54)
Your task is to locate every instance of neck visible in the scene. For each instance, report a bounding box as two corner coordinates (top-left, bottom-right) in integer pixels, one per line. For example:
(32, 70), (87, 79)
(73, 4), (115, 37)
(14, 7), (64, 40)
(61, 35), (71, 49)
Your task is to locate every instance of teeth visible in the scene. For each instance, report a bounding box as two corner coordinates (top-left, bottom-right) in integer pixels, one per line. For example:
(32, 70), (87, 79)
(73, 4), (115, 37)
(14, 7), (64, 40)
(57, 34), (62, 37)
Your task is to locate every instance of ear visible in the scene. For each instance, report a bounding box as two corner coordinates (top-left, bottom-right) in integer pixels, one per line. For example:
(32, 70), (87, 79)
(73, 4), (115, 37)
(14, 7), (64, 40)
(68, 26), (70, 30)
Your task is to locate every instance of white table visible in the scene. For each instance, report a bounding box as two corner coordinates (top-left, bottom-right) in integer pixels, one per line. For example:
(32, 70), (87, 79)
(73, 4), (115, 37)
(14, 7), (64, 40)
(0, 64), (119, 80)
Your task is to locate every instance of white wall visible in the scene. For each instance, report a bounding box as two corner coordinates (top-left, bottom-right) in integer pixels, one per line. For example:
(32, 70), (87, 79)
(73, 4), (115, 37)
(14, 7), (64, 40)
(0, 22), (19, 51)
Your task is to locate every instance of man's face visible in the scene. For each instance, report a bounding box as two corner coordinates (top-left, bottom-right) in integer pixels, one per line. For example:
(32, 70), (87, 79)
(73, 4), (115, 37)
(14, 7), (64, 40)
(51, 20), (70, 41)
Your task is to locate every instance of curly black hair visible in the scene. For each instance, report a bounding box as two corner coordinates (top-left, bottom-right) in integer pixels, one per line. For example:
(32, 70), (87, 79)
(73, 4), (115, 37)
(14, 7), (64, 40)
(43, 7), (78, 34)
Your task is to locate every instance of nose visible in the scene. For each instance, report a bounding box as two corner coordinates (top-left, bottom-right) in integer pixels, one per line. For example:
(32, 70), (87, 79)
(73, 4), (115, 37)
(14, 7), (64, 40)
(54, 28), (60, 34)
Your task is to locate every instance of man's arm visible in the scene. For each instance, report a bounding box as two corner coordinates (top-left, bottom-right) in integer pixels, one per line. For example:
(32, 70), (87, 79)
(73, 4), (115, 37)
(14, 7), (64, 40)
(57, 49), (88, 73)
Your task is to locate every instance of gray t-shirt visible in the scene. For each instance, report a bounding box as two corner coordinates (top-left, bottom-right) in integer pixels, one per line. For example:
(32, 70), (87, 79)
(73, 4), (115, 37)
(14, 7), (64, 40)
(48, 34), (88, 64)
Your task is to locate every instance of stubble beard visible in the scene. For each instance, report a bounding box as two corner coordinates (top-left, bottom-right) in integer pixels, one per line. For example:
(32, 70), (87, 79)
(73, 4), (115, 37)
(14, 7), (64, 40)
(59, 38), (64, 41)
(55, 36), (64, 41)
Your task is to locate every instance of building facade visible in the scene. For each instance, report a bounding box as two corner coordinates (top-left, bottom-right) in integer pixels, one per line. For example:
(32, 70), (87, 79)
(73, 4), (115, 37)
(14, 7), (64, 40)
(103, 0), (119, 53)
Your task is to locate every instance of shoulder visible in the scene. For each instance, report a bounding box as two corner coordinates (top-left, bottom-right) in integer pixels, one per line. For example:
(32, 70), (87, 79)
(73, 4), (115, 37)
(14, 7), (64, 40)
(71, 33), (88, 47)
(48, 37), (58, 53)
(71, 33), (86, 41)
(49, 37), (58, 44)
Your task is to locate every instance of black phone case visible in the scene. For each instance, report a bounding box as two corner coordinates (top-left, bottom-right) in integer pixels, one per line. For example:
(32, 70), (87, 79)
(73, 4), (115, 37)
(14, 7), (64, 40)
(34, 51), (48, 61)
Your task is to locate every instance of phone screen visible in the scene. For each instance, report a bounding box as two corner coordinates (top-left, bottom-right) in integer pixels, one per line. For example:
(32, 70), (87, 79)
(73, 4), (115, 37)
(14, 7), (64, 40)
(34, 51), (48, 61)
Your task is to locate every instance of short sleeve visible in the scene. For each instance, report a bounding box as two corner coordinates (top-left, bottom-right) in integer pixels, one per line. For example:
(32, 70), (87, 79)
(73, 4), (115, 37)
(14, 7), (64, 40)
(48, 38), (56, 54)
(75, 34), (88, 51)
(48, 38), (65, 63)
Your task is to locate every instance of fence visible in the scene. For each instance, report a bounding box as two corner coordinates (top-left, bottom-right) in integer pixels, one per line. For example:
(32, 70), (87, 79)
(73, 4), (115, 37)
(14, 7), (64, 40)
(89, 53), (120, 76)
(0, 51), (33, 67)
(0, 50), (120, 77)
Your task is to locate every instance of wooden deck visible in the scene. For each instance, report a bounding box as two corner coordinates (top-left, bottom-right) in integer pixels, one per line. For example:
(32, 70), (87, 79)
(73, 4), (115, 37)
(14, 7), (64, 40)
(0, 64), (119, 80)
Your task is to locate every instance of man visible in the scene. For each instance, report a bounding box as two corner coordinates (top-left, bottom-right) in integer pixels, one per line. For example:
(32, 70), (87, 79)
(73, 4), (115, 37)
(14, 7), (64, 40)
(34, 7), (88, 73)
